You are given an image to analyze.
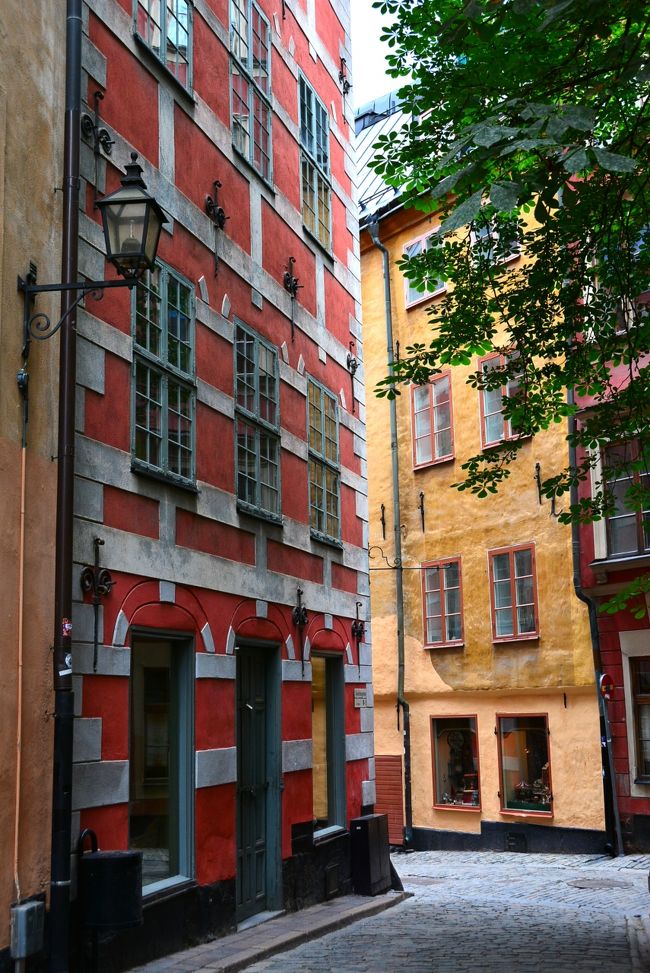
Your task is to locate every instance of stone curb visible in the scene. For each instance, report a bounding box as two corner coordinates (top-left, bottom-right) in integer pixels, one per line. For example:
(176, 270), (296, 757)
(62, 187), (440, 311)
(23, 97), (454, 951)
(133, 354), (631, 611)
(202, 891), (411, 973)
(130, 891), (410, 973)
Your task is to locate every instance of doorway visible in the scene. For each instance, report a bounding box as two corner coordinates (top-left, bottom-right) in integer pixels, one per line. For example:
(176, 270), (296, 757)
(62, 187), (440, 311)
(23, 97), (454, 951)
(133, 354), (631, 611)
(236, 643), (281, 921)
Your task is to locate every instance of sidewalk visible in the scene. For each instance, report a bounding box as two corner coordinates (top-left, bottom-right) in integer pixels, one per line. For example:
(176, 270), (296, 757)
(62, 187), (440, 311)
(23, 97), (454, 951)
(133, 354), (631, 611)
(130, 891), (409, 973)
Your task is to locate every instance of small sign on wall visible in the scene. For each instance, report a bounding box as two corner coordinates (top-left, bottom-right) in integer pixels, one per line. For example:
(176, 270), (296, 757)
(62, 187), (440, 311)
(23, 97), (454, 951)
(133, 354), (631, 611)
(354, 688), (368, 709)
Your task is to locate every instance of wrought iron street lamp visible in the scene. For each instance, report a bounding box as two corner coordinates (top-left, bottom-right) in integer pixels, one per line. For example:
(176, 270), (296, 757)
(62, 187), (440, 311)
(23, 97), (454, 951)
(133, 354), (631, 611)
(18, 152), (167, 358)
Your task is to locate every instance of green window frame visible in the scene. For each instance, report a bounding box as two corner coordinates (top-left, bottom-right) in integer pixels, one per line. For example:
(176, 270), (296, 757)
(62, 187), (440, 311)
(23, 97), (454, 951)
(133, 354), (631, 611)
(299, 75), (331, 250)
(129, 634), (194, 892)
(132, 263), (196, 486)
(134, 0), (193, 89)
(307, 379), (340, 543)
(311, 654), (346, 835)
(234, 323), (281, 520)
(230, 0), (272, 181)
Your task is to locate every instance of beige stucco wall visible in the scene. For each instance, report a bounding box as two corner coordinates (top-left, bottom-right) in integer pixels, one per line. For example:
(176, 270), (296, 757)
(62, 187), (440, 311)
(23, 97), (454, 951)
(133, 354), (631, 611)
(0, 0), (64, 947)
(362, 207), (604, 834)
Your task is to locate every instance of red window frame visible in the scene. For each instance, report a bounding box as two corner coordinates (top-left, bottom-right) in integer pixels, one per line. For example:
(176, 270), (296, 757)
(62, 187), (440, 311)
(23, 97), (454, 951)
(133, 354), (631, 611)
(478, 353), (523, 448)
(496, 712), (553, 817)
(403, 230), (447, 309)
(488, 544), (538, 642)
(430, 714), (481, 811)
(422, 558), (464, 647)
(411, 372), (454, 468)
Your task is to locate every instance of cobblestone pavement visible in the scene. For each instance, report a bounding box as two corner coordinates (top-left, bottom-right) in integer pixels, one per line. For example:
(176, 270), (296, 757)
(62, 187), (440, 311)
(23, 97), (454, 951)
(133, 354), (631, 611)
(242, 851), (650, 973)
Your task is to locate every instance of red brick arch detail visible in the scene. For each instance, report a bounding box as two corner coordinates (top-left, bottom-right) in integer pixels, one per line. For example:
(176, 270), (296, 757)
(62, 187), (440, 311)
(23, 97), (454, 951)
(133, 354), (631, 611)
(115, 580), (210, 647)
(304, 615), (349, 657)
(228, 599), (293, 655)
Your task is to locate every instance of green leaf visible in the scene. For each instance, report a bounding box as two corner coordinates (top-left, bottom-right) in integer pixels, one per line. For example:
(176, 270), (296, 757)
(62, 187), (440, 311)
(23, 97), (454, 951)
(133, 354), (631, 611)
(490, 181), (521, 211)
(440, 189), (484, 233)
(563, 147), (589, 173)
(592, 147), (637, 173)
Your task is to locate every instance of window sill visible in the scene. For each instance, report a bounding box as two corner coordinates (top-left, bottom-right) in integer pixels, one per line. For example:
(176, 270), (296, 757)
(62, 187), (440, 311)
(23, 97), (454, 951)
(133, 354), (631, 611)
(406, 287), (447, 311)
(425, 640), (464, 650)
(302, 224), (334, 264)
(133, 33), (195, 105)
(313, 825), (347, 846)
(310, 530), (343, 550)
(131, 462), (199, 494)
(237, 500), (283, 527)
(232, 144), (275, 195)
(142, 876), (195, 905)
(634, 778), (650, 785)
(499, 807), (553, 819)
(493, 634), (539, 644)
(482, 433), (531, 451)
(433, 803), (480, 812)
(414, 454), (455, 471)
(590, 553), (650, 574)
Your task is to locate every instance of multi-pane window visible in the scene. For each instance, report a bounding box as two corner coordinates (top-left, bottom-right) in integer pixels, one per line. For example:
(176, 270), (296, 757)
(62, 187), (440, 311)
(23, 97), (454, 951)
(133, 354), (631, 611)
(412, 374), (453, 466)
(479, 353), (523, 447)
(472, 221), (520, 265)
(230, 0), (272, 181)
(135, 0), (192, 88)
(404, 232), (446, 306)
(431, 717), (480, 808)
(235, 324), (280, 520)
(489, 545), (538, 640)
(497, 715), (552, 813)
(631, 658), (650, 781)
(133, 264), (195, 484)
(423, 559), (463, 646)
(308, 380), (340, 542)
(603, 441), (650, 556)
(299, 76), (331, 249)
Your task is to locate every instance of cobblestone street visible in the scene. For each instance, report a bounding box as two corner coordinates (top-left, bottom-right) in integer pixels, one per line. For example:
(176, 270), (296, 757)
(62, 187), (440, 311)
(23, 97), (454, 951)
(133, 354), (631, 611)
(242, 851), (650, 973)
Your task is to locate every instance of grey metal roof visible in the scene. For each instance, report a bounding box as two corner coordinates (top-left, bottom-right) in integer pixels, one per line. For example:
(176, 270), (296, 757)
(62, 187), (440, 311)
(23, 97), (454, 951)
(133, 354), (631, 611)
(354, 89), (405, 221)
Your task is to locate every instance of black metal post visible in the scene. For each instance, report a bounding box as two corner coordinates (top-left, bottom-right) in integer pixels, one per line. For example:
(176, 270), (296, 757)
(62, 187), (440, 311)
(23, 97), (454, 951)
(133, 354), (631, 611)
(50, 1), (82, 969)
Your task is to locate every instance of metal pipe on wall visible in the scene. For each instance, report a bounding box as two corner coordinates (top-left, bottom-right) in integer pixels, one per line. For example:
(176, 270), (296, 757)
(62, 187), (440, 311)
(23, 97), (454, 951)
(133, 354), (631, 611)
(49, 1), (82, 969)
(367, 219), (413, 847)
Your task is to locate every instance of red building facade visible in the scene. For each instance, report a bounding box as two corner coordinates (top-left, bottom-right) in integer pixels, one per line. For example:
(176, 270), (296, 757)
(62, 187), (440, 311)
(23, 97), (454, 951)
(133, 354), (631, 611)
(71, 0), (370, 962)
(578, 358), (650, 851)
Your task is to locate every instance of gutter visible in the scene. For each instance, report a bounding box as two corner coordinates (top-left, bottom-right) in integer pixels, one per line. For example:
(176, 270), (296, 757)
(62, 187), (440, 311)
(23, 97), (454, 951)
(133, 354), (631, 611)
(367, 219), (413, 848)
(50, 2), (82, 969)
(568, 390), (624, 856)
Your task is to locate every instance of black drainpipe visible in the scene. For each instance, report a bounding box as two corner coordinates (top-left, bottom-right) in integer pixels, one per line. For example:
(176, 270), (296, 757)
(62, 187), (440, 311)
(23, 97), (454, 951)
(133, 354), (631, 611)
(567, 389), (624, 856)
(367, 219), (413, 847)
(50, 1), (82, 970)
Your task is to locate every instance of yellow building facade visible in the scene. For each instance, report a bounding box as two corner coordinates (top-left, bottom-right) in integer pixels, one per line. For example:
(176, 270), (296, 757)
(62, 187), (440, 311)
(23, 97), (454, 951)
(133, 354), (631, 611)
(357, 98), (607, 852)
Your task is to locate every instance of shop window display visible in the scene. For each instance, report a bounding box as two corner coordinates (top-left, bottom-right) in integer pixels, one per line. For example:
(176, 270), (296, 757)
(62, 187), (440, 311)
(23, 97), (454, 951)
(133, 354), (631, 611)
(497, 714), (552, 813)
(431, 716), (480, 807)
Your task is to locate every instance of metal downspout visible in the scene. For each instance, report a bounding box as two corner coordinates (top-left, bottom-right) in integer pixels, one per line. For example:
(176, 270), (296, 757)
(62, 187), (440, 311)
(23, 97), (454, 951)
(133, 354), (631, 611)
(50, 1), (82, 969)
(367, 219), (413, 847)
(567, 390), (624, 856)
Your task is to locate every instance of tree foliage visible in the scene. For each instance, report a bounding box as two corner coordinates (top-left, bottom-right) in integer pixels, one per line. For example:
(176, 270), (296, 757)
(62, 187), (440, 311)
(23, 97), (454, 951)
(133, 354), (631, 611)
(370, 0), (650, 613)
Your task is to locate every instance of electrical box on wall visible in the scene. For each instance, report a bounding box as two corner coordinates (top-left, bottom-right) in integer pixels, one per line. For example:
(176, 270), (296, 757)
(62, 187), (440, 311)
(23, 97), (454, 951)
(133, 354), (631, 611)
(10, 900), (45, 958)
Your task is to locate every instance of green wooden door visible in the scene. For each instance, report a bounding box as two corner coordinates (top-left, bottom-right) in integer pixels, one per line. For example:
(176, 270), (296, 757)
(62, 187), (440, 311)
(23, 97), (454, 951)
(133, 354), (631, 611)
(236, 647), (268, 920)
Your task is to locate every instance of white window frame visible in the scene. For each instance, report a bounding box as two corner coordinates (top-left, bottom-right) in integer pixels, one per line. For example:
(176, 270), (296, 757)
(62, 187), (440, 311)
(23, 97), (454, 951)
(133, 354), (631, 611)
(299, 74), (331, 250)
(404, 231), (447, 308)
(307, 378), (340, 544)
(132, 263), (196, 487)
(234, 321), (281, 522)
(621, 628), (650, 798)
(134, 0), (193, 90)
(229, 0), (272, 182)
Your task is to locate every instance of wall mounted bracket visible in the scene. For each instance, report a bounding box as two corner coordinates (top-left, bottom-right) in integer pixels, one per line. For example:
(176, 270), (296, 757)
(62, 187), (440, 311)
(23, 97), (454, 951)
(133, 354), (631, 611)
(81, 90), (114, 208)
(80, 537), (115, 672)
(347, 341), (359, 414)
(283, 256), (303, 341)
(206, 179), (229, 275)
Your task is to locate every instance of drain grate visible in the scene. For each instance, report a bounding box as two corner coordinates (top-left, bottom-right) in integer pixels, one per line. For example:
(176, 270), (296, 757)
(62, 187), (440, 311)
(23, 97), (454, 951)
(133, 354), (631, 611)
(567, 878), (634, 890)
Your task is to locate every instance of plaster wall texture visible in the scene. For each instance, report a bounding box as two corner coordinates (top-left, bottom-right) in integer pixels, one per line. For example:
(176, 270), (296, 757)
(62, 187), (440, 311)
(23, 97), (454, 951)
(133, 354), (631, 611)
(361, 207), (603, 835)
(0, 0), (65, 948)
